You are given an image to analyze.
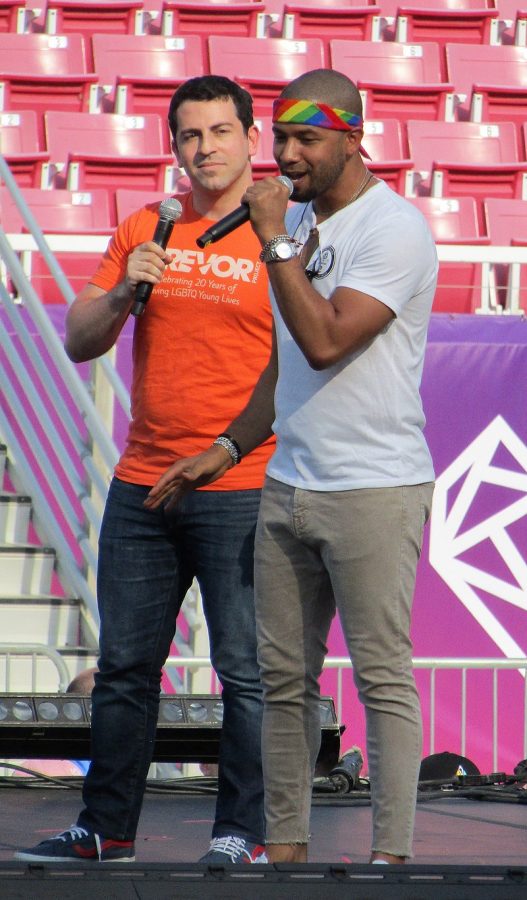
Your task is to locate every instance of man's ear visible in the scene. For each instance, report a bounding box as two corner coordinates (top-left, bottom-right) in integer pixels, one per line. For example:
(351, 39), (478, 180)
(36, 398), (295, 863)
(345, 128), (364, 157)
(247, 123), (259, 159)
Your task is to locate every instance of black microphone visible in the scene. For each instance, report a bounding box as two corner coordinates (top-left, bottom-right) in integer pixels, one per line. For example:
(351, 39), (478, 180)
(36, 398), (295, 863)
(195, 175), (294, 248)
(131, 197), (183, 318)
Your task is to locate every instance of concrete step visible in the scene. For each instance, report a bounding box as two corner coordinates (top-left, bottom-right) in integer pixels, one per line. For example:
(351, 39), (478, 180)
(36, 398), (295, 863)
(0, 493), (32, 544)
(0, 595), (81, 646)
(0, 545), (55, 595)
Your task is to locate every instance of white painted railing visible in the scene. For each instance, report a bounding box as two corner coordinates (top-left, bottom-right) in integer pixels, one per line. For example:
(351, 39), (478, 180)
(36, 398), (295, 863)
(164, 654), (527, 772)
(4, 233), (527, 316)
(1, 646), (525, 772)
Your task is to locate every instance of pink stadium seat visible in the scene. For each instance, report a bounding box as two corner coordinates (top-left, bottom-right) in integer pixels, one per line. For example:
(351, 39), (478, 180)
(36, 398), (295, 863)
(493, 0), (527, 47)
(207, 36), (325, 116)
(115, 188), (179, 222)
(252, 116), (280, 179)
(159, 0), (266, 38)
(395, 0), (498, 47)
(361, 119), (413, 195)
(44, 0), (144, 34)
(43, 1), (145, 67)
(329, 40), (454, 122)
(484, 198), (527, 244)
(0, 0), (22, 31)
(407, 121), (527, 203)
(373, 0), (398, 10)
(0, 186), (112, 233)
(409, 195), (489, 313)
(92, 33), (205, 118)
(44, 111), (177, 219)
(446, 43), (527, 125)
(406, 119), (527, 231)
(408, 122), (527, 234)
(0, 110), (49, 188)
(0, 33), (97, 146)
(411, 195), (484, 241)
(484, 197), (527, 312)
(281, 0), (382, 65)
(0, 186), (112, 302)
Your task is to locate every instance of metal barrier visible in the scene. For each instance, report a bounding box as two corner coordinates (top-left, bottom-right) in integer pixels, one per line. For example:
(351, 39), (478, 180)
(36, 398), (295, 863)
(165, 654), (527, 772)
(1, 646), (525, 771)
(323, 656), (527, 771)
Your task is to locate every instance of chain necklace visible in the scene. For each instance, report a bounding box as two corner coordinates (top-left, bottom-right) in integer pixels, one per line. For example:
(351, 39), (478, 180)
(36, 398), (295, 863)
(314, 169), (375, 222)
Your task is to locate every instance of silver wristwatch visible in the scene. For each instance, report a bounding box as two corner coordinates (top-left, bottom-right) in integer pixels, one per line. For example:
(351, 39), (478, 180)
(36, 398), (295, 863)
(259, 234), (300, 264)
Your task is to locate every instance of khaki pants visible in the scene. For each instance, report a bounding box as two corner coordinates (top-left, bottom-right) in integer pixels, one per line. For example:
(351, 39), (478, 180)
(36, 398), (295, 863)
(254, 476), (434, 858)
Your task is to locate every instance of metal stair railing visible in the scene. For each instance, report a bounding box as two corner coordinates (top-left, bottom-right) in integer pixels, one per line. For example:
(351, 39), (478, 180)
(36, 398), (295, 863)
(0, 156), (131, 638)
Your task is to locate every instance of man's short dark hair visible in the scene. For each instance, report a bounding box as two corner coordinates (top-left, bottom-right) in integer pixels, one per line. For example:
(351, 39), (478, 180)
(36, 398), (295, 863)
(168, 75), (254, 142)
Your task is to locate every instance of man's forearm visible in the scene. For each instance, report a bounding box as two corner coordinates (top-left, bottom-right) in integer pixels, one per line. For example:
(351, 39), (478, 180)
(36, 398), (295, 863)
(65, 281), (134, 363)
(223, 348), (278, 457)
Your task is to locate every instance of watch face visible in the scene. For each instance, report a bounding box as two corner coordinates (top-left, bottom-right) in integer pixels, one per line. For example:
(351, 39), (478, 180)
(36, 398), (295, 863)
(275, 240), (294, 260)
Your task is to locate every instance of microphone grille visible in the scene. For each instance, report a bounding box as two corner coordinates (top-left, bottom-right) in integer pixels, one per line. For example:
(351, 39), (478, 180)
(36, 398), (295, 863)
(277, 175), (294, 197)
(159, 197), (183, 222)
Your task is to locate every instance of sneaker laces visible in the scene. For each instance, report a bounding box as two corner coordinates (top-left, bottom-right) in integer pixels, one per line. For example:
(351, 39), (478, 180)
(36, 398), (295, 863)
(53, 825), (91, 843)
(52, 825), (103, 861)
(207, 836), (253, 862)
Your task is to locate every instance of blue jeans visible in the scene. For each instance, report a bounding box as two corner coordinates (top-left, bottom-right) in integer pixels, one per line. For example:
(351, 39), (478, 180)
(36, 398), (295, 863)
(77, 477), (264, 844)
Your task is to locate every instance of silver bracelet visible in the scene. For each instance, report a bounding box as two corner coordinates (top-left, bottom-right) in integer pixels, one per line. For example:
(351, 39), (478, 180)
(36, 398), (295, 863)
(213, 435), (241, 465)
(259, 234), (301, 264)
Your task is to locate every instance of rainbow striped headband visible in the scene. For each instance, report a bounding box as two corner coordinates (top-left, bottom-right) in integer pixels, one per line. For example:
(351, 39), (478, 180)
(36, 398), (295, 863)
(272, 98), (363, 131)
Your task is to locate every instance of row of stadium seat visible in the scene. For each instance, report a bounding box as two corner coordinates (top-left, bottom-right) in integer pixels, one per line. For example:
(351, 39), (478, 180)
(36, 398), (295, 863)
(1, 8), (525, 315)
(1, 110), (279, 213)
(3, 112), (526, 228)
(1, 0), (525, 49)
(2, 188), (525, 313)
(3, 113), (527, 237)
(0, 35), (526, 129)
(3, 188), (525, 245)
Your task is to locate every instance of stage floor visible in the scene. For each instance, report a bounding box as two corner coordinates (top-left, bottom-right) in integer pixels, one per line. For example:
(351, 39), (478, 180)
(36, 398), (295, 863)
(0, 780), (525, 867)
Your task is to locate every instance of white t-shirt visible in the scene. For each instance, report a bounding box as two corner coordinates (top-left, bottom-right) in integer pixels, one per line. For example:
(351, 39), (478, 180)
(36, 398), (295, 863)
(266, 180), (438, 491)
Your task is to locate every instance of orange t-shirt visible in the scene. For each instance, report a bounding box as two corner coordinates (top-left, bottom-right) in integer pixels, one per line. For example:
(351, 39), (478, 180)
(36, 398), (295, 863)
(90, 193), (275, 489)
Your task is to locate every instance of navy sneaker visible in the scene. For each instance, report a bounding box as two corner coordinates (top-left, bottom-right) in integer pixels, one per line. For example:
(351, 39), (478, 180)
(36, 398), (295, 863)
(14, 825), (135, 863)
(200, 835), (268, 864)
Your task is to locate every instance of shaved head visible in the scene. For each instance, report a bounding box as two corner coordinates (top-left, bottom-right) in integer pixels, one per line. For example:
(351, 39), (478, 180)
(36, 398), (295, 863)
(280, 69), (362, 118)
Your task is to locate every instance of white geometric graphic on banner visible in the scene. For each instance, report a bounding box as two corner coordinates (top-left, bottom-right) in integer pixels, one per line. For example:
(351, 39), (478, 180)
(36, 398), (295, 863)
(429, 415), (527, 665)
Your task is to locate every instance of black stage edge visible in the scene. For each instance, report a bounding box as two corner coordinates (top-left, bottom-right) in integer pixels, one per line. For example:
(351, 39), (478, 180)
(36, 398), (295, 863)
(0, 863), (526, 899)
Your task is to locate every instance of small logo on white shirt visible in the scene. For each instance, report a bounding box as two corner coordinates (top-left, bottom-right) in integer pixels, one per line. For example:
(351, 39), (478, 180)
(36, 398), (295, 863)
(308, 245), (335, 280)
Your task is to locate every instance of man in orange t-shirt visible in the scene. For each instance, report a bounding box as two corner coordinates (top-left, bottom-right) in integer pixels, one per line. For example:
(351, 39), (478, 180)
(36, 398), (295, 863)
(15, 76), (274, 866)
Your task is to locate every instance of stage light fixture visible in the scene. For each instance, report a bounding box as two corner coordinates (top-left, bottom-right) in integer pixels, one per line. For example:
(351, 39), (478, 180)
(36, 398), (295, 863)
(0, 694), (341, 769)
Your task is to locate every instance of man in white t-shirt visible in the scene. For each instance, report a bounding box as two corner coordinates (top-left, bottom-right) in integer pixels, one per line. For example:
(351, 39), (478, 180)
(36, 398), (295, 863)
(146, 68), (438, 866)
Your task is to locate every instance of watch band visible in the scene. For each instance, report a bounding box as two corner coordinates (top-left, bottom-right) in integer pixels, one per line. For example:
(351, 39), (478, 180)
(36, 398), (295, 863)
(259, 234), (301, 263)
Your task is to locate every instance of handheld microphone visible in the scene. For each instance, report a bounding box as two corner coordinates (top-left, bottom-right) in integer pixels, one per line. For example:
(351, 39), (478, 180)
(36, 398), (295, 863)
(131, 197), (183, 318)
(196, 175), (294, 248)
